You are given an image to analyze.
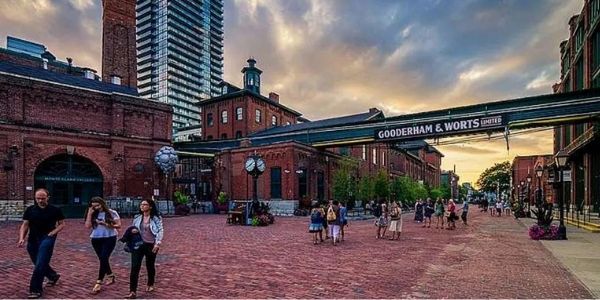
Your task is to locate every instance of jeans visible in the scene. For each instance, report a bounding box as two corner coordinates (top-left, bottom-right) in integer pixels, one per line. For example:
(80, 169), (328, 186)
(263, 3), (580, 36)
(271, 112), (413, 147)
(129, 242), (157, 292)
(27, 235), (59, 293)
(91, 236), (117, 281)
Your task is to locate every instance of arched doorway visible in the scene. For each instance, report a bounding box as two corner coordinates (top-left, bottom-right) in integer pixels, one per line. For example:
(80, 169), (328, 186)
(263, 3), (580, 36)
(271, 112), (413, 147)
(34, 154), (103, 218)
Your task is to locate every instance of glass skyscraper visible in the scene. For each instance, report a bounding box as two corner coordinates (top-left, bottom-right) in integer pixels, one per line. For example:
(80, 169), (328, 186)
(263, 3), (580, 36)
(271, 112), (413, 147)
(136, 0), (224, 129)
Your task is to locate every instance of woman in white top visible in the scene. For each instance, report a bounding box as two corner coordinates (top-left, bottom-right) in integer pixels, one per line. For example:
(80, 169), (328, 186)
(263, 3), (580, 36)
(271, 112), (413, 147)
(84, 197), (121, 294)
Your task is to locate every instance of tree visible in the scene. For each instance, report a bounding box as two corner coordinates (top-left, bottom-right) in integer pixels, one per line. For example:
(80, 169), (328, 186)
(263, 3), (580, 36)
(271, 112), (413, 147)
(439, 183), (451, 200)
(331, 163), (357, 208)
(358, 175), (374, 205)
(476, 161), (511, 197)
(429, 188), (443, 200)
(373, 170), (390, 201)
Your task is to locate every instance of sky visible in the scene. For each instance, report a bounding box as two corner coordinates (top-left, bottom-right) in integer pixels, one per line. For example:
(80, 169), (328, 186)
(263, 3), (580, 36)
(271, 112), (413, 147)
(0, 0), (584, 185)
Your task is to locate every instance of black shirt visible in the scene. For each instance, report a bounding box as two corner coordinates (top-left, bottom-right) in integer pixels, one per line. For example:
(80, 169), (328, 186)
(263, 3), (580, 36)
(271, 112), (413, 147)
(23, 205), (65, 239)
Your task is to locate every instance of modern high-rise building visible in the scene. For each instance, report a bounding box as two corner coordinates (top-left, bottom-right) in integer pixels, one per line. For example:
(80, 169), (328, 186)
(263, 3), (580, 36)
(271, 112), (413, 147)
(136, 0), (224, 129)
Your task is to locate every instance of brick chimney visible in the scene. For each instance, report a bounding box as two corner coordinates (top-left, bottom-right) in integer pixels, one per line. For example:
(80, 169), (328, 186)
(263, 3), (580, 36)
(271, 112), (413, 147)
(269, 92), (279, 103)
(101, 0), (137, 88)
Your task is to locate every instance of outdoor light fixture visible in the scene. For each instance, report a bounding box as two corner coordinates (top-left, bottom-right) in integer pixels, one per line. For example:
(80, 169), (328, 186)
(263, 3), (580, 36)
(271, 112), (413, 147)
(535, 165), (543, 208)
(554, 149), (569, 240)
(526, 174), (532, 183)
(535, 165), (543, 178)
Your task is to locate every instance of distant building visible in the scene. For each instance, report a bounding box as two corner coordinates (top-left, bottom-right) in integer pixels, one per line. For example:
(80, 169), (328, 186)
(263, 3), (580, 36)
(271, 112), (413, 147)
(552, 1), (600, 216)
(511, 155), (555, 207)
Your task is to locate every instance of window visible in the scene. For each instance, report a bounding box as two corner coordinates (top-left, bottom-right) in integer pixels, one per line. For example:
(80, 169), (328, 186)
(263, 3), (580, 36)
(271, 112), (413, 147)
(317, 171), (324, 201)
(372, 149), (377, 165)
(236, 107), (243, 120)
(221, 133), (227, 139)
(207, 113), (213, 127)
(255, 109), (262, 123)
(362, 145), (366, 160)
(382, 150), (385, 166)
(575, 58), (584, 91)
(339, 147), (349, 156)
(270, 167), (282, 199)
(286, 121), (291, 126)
(271, 115), (277, 126)
(235, 131), (243, 139)
(298, 168), (308, 199)
(221, 110), (228, 123)
(575, 123), (585, 137)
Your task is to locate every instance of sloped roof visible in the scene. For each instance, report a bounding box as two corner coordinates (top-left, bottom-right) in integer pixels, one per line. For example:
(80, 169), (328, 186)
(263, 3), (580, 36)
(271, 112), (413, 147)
(0, 61), (138, 96)
(250, 109), (383, 137)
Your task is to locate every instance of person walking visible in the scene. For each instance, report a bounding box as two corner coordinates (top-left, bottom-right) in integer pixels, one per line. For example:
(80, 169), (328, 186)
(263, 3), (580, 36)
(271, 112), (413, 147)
(339, 202), (348, 241)
(308, 203), (324, 244)
(375, 200), (388, 239)
(447, 199), (457, 230)
(326, 201), (341, 245)
(18, 188), (65, 299)
(458, 199), (469, 225)
(423, 198), (434, 228)
(414, 199), (424, 223)
(84, 197), (121, 294)
(496, 200), (503, 217)
(125, 199), (164, 299)
(388, 202), (402, 240)
(434, 198), (445, 229)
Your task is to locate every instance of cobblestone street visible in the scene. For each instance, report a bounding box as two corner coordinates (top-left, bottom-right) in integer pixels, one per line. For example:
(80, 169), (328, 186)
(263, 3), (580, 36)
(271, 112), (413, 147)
(0, 210), (592, 299)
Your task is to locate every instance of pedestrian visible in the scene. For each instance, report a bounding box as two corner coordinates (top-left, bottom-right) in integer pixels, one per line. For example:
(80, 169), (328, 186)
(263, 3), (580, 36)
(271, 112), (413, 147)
(321, 202), (329, 240)
(308, 203), (324, 244)
(375, 200), (388, 239)
(504, 200), (512, 216)
(423, 198), (434, 228)
(125, 199), (164, 299)
(18, 188), (65, 299)
(457, 199), (469, 225)
(414, 199), (424, 223)
(388, 201), (402, 240)
(84, 197), (121, 294)
(339, 202), (348, 241)
(434, 198), (445, 229)
(489, 197), (496, 216)
(326, 200), (341, 245)
(447, 199), (457, 230)
(496, 200), (503, 217)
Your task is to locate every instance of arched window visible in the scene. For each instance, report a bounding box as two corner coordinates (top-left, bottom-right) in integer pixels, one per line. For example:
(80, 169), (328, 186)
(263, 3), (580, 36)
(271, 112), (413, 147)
(221, 110), (228, 123)
(236, 107), (243, 120)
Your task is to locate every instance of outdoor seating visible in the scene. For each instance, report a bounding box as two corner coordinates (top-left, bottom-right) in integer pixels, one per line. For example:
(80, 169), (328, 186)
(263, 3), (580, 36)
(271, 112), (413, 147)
(227, 200), (249, 225)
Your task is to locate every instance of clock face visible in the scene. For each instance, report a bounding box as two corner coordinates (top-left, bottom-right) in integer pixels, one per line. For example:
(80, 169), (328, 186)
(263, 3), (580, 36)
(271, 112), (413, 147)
(256, 158), (266, 172)
(245, 158), (256, 172)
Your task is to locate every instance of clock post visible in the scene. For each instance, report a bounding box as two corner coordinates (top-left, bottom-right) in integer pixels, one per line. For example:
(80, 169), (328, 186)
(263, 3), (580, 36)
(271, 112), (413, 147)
(245, 154), (266, 218)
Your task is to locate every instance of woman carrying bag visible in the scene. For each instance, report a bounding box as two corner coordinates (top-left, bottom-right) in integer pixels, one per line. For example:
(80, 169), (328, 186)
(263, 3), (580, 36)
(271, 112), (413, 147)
(125, 199), (164, 299)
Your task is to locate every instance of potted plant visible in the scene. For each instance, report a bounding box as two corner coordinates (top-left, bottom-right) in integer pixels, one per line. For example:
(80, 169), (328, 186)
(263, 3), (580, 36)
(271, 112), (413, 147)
(215, 191), (229, 213)
(528, 202), (558, 240)
(173, 191), (191, 216)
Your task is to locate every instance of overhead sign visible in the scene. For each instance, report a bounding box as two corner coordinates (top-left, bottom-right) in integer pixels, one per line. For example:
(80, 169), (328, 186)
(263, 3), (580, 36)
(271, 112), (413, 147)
(374, 115), (505, 141)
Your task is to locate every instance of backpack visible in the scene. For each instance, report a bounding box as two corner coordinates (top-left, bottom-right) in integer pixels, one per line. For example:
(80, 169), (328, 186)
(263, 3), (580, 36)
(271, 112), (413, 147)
(373, 204), (382, 217)
(326, 207), (336, 221)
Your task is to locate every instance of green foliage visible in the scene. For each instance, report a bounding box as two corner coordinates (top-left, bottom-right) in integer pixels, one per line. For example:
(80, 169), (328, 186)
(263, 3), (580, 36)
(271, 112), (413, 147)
(373, 170), (390, 200)
(439, 184), (451, 200)
(358, 175), (375, 203)
(429, 188), (443, 200)
(390, 176), (426, 207)
(217, 191), (229, 205)
(476, 161), (511, 195)
(251, 216), (259, 226)
(331, 163), (357, 205)
(173, 191), (189, 205)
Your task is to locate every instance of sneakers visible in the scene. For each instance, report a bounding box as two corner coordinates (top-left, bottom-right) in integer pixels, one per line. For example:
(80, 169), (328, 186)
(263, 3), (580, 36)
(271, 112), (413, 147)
(27, 292), (41, 299)
(46, 274), (60, 287)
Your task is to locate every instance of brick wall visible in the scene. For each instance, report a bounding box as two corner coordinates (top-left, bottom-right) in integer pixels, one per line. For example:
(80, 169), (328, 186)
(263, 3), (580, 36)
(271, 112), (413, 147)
(101, 0), (137, 88)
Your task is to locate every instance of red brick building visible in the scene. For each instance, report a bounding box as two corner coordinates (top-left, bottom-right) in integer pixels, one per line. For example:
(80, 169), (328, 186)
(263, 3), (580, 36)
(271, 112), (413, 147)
(0, 47), (172, 217)
(552, 0), (600, 216)
(511, 155), (555, 208)
(176, 59), (443, 211)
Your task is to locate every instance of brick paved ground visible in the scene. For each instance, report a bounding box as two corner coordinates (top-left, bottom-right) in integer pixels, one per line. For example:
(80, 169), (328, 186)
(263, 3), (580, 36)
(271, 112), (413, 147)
(0, 209), (592, 299)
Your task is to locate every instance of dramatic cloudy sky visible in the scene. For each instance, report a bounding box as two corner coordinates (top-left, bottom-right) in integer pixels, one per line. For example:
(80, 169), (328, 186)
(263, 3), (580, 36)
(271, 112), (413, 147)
(0, 0), (583, 184)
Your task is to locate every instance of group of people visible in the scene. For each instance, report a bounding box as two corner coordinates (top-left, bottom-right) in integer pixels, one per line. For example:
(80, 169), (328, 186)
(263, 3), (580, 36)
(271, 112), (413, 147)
(18, 188), (164, 299)
(478, 198), (512, 217)
(414, 198), (469, 230)
(308, 200), (348, 246)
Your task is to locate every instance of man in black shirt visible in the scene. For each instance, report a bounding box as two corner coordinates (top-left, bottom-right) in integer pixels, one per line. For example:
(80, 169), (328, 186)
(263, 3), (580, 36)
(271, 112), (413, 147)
(18, 188), (65, 299)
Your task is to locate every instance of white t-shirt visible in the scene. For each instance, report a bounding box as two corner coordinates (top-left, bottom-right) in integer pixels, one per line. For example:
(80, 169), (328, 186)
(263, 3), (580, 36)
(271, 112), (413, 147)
(90, 210), (120, 238)
(496, 202), (503, 209)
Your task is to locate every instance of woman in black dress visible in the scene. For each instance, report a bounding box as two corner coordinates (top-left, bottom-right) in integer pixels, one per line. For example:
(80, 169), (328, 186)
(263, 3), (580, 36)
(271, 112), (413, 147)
(414, 199), (424, 222)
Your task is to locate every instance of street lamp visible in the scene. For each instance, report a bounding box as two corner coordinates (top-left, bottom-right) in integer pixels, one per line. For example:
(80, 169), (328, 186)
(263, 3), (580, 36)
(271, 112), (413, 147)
(535, 165), (543, 208)
(526, 174), (532, 217)
(555, 149), (569, 240)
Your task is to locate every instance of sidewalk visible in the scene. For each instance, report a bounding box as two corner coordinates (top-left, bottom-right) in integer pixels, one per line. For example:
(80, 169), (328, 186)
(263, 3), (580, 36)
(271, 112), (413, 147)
(519, 217), (600, 298)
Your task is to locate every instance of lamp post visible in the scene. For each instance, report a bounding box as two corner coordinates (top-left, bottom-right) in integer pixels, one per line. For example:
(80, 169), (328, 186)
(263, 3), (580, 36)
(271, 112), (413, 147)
(555, 150), (569, 240)
(526, 174), (532, 217)
(245, 154), (266, 222)
(535, 165), (543, 208)
(519, 180), (525, 217)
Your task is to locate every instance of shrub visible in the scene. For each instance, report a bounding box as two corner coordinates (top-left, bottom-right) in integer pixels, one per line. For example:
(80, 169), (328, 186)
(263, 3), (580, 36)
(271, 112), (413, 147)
(217, 192), (229, 205)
